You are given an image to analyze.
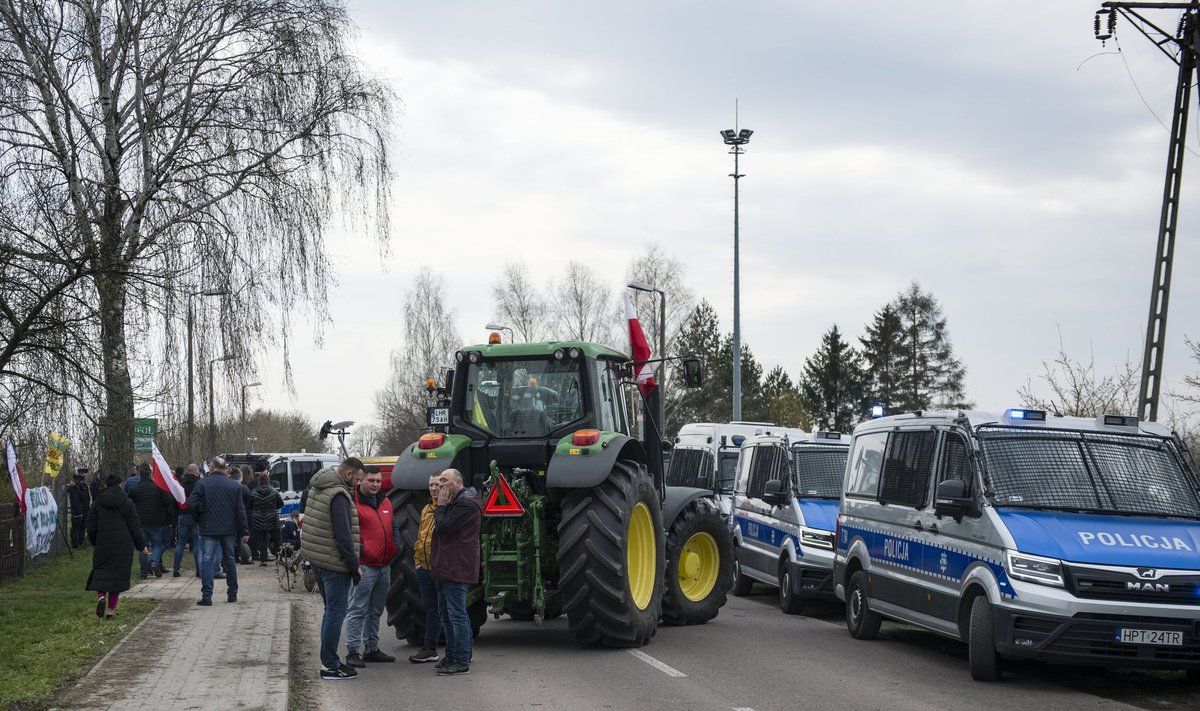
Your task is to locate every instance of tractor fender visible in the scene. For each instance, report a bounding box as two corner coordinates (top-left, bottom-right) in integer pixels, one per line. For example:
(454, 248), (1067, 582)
(662, 486), (714, 529)
(389, 434), (472, 490)
(546, 433), (646, 489)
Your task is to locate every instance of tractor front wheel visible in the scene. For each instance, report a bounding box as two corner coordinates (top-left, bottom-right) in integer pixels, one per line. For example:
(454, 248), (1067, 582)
(385, 490), (428, 645)
(556, 458), (664, 647)
(661, 498), (732, 626)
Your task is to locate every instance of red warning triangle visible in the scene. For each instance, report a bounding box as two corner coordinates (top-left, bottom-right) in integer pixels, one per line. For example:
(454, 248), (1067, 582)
(483, 473), (525, 517)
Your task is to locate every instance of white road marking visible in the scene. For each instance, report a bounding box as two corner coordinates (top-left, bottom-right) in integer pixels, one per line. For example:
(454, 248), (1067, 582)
(732, 707), (757, 711)
(625, 649), (687, 677)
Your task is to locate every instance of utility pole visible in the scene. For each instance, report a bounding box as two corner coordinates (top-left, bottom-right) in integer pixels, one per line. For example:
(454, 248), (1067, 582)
(1095, 2), (1200, 421)
(721, 109), (753, 422)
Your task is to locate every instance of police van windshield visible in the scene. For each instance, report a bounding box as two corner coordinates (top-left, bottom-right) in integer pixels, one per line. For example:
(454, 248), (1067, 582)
(465, 358), (585, 437)
(791, 445), (848, 498)
(979, 428), (1200, 518)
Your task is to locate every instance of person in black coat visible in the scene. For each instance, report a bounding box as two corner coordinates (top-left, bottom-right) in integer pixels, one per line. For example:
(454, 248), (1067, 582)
(249, 472), (284, 565)
(68, 471), (91, 548)
(127, 463), (176, 578)
(86, 474), (148, 619)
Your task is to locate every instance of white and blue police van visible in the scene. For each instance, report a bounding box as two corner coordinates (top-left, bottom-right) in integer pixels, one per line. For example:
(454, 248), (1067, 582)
(730, 429), (850, 614)
(833, 408), (1200, 681)
(667, 422), (779, 516)
(222, 451), (338, 518)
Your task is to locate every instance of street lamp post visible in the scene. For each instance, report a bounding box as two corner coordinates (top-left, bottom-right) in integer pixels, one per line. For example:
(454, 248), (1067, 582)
(720, 126), (753, 421)
(208, 355), (235, 456)
(188, 289), (227, 463)
(485, 323), (515, 342)
(241, 382), (262, 452)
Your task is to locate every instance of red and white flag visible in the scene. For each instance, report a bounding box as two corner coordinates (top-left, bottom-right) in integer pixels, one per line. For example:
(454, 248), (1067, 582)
(624, 292), (657, 398)
(150, 441), (186, 507)
(6, 438), (27, 514)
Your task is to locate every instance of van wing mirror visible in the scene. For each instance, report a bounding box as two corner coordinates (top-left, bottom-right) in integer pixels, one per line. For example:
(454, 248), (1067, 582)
(933, 478), (973, 519)
(681, 357), (703, 388)
(763, 478), (788, 506)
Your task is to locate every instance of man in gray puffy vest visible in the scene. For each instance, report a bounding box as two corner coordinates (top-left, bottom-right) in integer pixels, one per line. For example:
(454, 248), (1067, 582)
(301, 457), (364, 681)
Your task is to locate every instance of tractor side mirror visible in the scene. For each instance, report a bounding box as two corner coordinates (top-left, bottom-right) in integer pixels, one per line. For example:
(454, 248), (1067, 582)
(443, 368), (455, 397)
(681, 357), (703, 388)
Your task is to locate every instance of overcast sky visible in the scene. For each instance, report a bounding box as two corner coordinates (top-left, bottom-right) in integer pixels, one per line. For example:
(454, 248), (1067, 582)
(242, 1), (1200, 437)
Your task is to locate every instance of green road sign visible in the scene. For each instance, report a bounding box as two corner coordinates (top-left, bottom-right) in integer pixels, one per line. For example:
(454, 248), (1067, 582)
(98, 417), (158, 452)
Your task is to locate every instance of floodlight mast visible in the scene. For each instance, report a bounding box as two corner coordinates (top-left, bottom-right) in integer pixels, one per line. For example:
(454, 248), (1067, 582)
(1095, 2), (1200, 421)
(721, 118), (752, 421)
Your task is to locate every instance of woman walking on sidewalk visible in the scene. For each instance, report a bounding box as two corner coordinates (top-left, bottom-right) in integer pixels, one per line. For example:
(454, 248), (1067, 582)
(85, 473), (148, 619)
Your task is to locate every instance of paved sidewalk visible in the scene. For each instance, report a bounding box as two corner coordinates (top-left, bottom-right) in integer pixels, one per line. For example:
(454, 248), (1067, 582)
(55, 558), (294, 711)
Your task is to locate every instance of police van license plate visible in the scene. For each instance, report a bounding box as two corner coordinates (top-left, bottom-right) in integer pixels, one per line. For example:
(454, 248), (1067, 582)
(1117, 629), (1183, 646)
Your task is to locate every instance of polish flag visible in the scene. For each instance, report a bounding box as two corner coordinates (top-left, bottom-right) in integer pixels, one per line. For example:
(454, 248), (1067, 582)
(624, 292), (657, 398)
(150, 441), (186, 507)
(6, 439), (27, 514)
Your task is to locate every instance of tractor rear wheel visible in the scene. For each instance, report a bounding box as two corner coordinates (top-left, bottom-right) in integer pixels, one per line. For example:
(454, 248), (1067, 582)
(557, 458), (664, 647)
(661, 498), (732, 626)
(386, 490), (427, 645)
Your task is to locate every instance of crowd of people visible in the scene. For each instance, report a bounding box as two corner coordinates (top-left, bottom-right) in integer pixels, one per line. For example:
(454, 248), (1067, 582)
(77, 453), (485, 682)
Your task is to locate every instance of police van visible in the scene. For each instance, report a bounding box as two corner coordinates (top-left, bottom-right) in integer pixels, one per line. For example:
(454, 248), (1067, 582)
(667, 422), (778, 516)
(730, 429), (850, 613)
(223, 451), (339, 517)
(833, 408), (1200, 681)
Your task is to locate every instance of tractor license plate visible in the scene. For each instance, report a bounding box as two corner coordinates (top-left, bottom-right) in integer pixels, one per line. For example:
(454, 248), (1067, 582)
(428, 407), (450, 426)
(1116, 628), (1182, 646)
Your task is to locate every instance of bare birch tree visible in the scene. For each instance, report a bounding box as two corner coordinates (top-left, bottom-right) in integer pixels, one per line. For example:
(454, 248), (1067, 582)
(375, 268), (460, 452)
(0, 0), (392, 476)
(549, 261), (612, 344)
(1017, 347), (1139, 417)
(623, 245), (694, 429)
(490, 261), (547, 342)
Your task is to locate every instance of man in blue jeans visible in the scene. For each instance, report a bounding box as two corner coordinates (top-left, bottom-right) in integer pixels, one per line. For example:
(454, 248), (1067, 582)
(172, 464), (203, 577)
(128, 463), (175, 578)
(430, 468), (482, 676)
(300, 458), (364, 681)
(186, 457), (249, 605)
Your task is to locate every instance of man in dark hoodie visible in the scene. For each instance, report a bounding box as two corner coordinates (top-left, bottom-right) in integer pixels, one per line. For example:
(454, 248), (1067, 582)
(249, 471), (284, 565)
(430, 468), (482, 677)
(172, 464), (203, 577)
(128, 462), (176, 578)
(301, 457), (364, 681)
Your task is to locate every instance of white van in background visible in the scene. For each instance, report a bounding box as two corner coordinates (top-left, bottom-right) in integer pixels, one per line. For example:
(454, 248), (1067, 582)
(667, 422), (781, 515)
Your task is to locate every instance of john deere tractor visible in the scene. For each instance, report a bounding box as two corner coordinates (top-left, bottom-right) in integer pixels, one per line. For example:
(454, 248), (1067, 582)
(386, 340), (733, 647)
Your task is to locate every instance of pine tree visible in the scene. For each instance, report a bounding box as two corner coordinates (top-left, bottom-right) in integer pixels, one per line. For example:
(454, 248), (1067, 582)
(670, 301), (723, 432)
(891, 281), (970, 411)
(859, 304), (904, 417)
(799, 325), (867, 432)
(761, 366), (812, 429)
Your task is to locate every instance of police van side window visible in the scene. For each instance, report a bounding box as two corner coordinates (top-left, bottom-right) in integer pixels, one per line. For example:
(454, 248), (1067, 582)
(747, 446), (779, 499)
(937, 432), (971, 491)
(698, 450), (715, 489)
(879, 430), (937, 508)
(846, 432), (888, 498)
(269, 462), (287, 491)
(291, 460), (322, 492)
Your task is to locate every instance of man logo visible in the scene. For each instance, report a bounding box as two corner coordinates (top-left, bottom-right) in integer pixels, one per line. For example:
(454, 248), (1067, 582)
(1136, 567), (1159, 580)
(1126, 581), (1170, 593)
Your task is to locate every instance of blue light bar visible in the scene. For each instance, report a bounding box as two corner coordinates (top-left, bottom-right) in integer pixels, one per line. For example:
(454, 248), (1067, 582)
(1005, 408), (1047, 422)
(731, 435), (746, 446)
(869, 404), (885, 419)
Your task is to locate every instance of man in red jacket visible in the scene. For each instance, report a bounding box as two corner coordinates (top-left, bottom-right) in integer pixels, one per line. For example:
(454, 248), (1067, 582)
(431, 468), (481, 677)
(344, 466), (400, 667)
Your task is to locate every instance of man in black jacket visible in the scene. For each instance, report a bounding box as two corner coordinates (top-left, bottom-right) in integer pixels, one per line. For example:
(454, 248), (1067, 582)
(128, 463), (176, 577)
(188, 457), (250, 606)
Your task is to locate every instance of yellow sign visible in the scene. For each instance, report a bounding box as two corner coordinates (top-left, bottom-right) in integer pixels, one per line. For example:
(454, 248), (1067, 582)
(44, 432), (71, 478)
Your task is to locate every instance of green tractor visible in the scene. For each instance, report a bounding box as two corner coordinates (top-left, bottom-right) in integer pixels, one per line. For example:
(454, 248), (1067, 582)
(386, 340), (734, 647)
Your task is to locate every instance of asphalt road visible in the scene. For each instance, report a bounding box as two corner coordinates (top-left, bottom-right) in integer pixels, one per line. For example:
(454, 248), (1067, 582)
(308, 586), (1199, 711)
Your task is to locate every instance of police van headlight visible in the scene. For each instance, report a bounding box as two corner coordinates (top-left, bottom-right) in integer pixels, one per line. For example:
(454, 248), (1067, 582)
(800, 528), (834, 550)
(1005, 551), (1065, 588)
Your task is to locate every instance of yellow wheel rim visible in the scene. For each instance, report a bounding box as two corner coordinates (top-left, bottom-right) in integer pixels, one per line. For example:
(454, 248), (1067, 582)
(677, 531), (720, 602)
(626, 502), (656, 611)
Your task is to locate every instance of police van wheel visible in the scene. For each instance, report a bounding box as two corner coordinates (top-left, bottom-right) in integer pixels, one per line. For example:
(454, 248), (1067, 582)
(661, 498), (733, 626)
(968, 595), (1003, 681)
(778, 564), (806, 615)
(731, 555), (754, 597)
(846, 570), (881, 640)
